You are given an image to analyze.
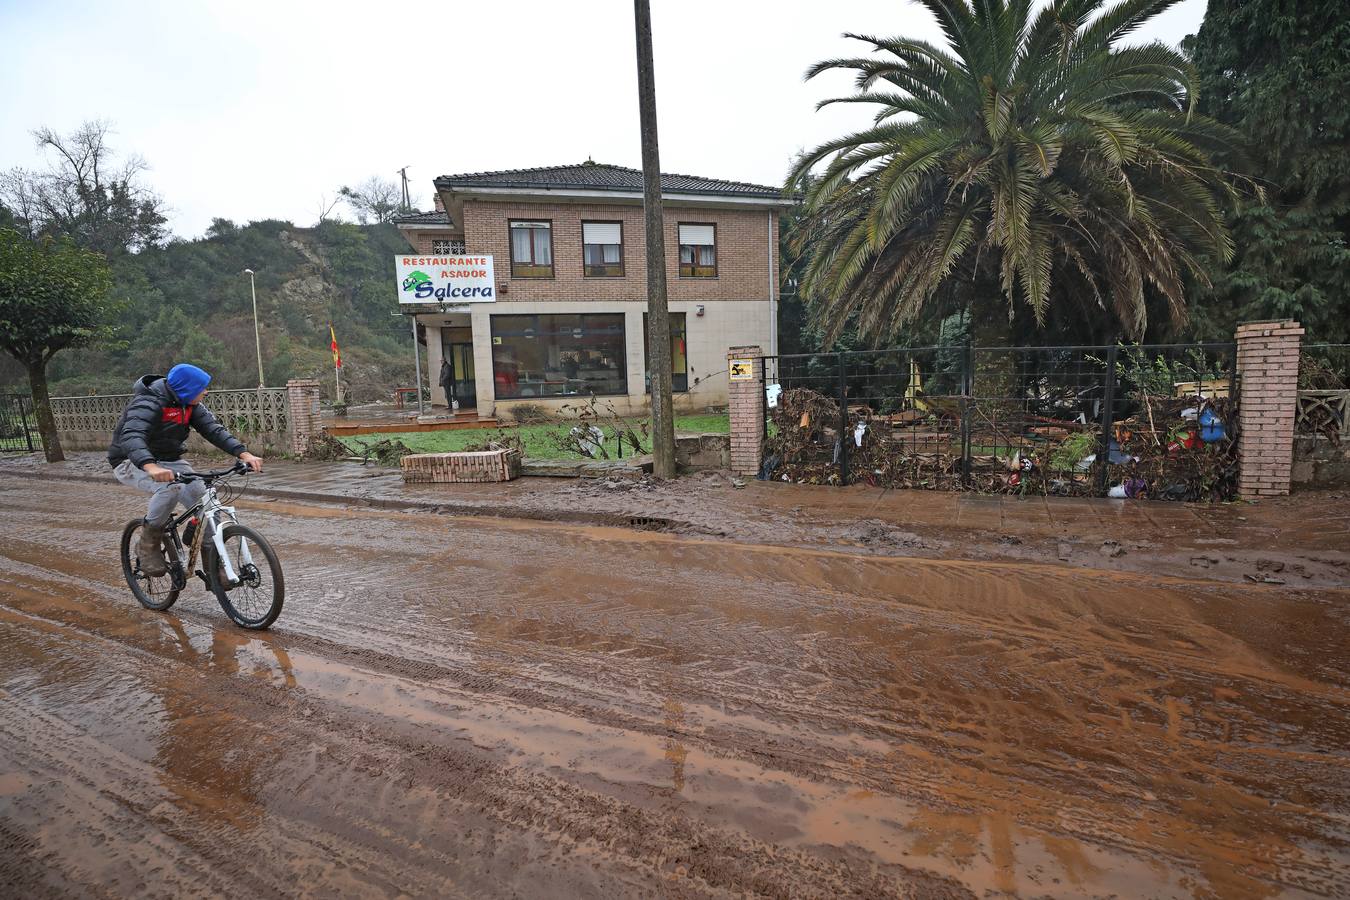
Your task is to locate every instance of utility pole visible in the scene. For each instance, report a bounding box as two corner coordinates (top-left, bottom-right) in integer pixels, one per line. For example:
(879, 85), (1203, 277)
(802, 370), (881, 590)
(397, 166), (412, 212)
(243, 268), (265, 388)
(634, 0), (676, 479)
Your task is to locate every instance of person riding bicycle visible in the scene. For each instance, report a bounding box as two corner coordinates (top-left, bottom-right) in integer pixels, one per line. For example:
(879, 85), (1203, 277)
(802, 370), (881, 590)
(108, 364), (264, 577)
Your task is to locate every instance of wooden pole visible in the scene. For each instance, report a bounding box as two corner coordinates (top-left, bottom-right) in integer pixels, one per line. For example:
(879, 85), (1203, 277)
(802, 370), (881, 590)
(634, 0), (677, 479)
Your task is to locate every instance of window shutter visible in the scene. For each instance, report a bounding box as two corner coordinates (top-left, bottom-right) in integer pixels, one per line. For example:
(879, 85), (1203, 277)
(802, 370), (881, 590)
(583, 222), (622, 245)
(679, 224), (715, 245)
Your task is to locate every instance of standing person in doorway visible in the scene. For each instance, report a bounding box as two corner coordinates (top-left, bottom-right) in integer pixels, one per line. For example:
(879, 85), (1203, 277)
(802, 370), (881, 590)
(108, 363), (263, 576)
(439, 356), (457, 411)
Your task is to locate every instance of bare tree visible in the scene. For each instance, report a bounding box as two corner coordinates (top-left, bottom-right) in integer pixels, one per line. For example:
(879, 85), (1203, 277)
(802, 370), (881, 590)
(338, 176), (402, 225)
(314, 193), (342, 225)
(0, 120), (167, 255)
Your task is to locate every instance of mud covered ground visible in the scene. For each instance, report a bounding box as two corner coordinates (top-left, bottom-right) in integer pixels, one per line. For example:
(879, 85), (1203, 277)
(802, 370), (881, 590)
(1, 472), (1348, 898)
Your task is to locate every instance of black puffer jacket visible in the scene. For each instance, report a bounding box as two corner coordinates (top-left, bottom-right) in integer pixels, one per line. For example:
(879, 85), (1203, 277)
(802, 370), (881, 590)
(108, 375), (247, 469)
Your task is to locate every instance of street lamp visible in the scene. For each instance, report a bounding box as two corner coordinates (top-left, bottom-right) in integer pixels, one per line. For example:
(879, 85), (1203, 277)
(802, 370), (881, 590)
(243, 269), (264, 388)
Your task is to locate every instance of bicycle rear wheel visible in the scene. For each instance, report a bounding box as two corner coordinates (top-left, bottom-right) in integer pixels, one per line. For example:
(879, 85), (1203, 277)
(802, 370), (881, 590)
(209, 523), (284, 630)
(120, 519), (182, 611)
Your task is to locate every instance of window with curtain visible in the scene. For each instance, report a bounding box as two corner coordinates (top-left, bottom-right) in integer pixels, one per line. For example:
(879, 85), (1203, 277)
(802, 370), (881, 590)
(490, 314), (627, 398)
(678, 223), (716, 277)
(582, 221), (624, 277)
(643, 312), (688, 392)
(509, 220), (553, 277)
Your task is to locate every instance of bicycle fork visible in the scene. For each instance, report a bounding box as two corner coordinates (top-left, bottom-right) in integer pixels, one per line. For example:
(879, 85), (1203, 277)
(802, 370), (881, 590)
(210, 523), (249, 586)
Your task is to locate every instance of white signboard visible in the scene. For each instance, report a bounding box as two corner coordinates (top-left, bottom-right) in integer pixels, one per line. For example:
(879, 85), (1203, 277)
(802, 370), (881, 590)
(396, 254), (496, 304)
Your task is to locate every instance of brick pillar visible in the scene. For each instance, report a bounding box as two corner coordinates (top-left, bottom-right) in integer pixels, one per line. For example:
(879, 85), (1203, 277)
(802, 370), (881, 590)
(1236, 320), (1303, 498)
(727, 346), (764, 477)
(286, 379), (322, 456)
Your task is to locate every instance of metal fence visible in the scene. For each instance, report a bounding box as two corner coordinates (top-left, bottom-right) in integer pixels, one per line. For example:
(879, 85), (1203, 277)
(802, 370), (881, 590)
(0, 394), (36, 452)
(761, 342), (1240, 500)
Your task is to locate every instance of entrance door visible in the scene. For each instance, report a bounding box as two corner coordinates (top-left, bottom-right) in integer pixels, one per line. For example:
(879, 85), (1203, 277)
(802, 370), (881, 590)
(447, 342), (476, 408)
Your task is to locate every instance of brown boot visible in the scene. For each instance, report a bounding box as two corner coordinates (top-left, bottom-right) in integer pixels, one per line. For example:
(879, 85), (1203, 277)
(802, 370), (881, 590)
(138, 520), (168, 577)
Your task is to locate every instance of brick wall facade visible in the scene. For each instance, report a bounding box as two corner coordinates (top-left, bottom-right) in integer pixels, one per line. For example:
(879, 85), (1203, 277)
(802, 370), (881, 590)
(286, 379), (322, 456)
(727, 346), (764, 476)
(1235, 320), (1303, 498)
(408, 230), (464, 254)
(461, 201), (777, 303)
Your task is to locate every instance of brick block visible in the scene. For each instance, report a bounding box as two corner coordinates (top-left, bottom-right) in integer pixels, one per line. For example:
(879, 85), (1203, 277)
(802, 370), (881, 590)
(401, 449), (522, 483)
(1235, 320), (1300, 499)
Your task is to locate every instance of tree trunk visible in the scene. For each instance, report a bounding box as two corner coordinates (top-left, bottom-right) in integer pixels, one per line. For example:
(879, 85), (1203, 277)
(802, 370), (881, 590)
(634, 0), (677, 479)
(26, 359), (65, 463)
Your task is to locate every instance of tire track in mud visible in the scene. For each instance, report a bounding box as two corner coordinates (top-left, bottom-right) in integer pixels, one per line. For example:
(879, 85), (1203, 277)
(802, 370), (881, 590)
(3, 477), (1350, 897)
(0, 585), (970, 899)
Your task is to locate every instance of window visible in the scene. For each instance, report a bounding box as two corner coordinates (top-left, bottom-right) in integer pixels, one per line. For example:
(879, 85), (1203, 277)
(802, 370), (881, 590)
(678, 223), (716, 277)
(491, 314), (627, 398)
(509, 220), (553, 277)
(582, 221), (624, 277)
(431, 238), (466, 255)
(643, 313), (688, 392)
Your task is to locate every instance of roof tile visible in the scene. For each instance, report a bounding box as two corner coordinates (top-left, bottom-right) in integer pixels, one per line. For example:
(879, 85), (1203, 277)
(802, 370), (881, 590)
(391, 210), (454, 226)
(434, 162), (788, 200)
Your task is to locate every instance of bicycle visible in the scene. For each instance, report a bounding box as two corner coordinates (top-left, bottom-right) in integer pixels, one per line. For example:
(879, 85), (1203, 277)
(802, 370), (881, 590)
(119, 460), (285, 630)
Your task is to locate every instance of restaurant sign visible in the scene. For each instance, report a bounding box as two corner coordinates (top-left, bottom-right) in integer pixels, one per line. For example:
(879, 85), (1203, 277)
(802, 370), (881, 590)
(396, 254), (496, 304)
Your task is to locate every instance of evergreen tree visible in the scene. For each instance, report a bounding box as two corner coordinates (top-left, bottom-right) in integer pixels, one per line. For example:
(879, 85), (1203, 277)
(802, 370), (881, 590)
(1187, 0), (1350, 340)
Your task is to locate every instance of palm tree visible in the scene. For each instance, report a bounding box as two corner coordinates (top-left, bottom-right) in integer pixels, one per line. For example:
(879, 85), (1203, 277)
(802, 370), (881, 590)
(788, 0), (1244, 346)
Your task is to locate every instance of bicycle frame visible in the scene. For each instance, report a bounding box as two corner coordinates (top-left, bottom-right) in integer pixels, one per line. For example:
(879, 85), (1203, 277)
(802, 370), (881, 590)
(167, 479), (251, 588)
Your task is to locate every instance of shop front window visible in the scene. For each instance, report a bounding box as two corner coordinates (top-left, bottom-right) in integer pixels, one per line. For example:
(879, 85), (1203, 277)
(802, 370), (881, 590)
(491, 314), (627, 399)
(643, 313), (688, 392)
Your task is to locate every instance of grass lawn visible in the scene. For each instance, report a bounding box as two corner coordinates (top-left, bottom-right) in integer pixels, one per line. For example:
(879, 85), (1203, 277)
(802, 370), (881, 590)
(338, 413), (728, 460)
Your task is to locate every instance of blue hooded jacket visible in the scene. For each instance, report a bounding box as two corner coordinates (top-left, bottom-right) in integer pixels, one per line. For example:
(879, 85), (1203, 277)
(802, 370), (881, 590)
(107, 374), (247, 469)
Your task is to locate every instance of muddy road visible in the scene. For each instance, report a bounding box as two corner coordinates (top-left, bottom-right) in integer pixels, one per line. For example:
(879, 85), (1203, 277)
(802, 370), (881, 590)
(1, 474), (1348, 898)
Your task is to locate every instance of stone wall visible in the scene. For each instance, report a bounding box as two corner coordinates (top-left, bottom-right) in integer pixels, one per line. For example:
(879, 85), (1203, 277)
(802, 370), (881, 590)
(1292, 438), (1350, 486)
(1293, 388), (1350, 486)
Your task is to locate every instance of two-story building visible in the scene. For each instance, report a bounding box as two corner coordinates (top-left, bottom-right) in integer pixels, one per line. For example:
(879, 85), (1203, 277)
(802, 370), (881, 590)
(394, 161), (790, 418)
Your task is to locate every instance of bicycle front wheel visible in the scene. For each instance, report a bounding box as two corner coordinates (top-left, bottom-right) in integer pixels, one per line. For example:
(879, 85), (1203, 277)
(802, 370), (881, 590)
(121, 519), (181, 611)
(209, 523), (284, 629)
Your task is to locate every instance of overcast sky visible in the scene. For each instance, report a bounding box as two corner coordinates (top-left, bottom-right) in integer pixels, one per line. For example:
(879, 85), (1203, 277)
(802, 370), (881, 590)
(0, 0), (1207, 239)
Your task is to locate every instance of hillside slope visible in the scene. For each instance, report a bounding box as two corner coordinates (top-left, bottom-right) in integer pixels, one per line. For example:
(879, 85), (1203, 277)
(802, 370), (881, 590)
(0, 219), (418, 401)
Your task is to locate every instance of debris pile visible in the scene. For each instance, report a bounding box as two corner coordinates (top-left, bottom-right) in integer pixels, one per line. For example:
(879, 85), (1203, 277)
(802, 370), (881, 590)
(303, 432), (354, 461)
(762, 388), (853, 485)
(349, 438), (416, 467)
(463, 432), (525, 455)
(761, 385), (1240, 501)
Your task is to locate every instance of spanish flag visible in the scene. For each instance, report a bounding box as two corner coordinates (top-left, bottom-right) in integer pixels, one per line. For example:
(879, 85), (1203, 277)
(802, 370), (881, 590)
(330, 325), (342, 369)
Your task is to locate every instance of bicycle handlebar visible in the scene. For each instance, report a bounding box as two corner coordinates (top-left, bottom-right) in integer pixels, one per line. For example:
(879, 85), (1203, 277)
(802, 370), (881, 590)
(173, 459), (251, 483)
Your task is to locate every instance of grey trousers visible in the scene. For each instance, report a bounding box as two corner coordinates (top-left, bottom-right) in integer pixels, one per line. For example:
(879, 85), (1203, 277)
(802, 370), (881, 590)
(113, 459), (205, 528)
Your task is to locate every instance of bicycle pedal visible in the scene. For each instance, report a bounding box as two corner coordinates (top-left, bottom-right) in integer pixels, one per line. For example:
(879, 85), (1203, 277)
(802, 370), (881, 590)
(195, 570), (211, 588)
